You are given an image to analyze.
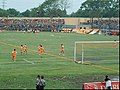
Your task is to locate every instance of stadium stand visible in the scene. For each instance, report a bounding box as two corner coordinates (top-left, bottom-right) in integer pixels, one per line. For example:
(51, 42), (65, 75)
(0, 17), (119, 35)
(0, 18), (64, 32)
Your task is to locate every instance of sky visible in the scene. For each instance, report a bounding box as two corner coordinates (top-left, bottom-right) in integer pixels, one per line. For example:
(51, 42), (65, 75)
(0, 0), (86, 14)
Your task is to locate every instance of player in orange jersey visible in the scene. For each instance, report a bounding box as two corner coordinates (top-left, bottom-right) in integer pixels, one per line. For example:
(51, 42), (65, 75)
(20, 45), (23, 55)
(12, 49), (17, 61)
(23, 44), (27, 54)
(38, 44), (44, 58)
(114, 40), (117, 48)
(59, 44), (64, 56)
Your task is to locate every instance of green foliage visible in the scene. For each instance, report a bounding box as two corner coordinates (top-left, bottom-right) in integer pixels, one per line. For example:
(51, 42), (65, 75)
(6, 8), (20, 17)
(36, 0), (68, 17)
(0, 0), (119, 17)
(74, 0), (119, 18)
(0, 8), (8, 17)
(21, 10), (31, 17)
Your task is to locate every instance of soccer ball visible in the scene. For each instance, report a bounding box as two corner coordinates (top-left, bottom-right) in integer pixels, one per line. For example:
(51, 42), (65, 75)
(78, 61), (81, 64)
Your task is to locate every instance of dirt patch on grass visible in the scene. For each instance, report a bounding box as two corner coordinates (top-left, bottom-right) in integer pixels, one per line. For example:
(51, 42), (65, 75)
(49, 74), (119, 89)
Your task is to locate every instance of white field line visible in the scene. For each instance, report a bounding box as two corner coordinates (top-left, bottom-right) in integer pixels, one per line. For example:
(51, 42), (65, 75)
(23, 58), (35, 64)
(22, 58), (40, 60)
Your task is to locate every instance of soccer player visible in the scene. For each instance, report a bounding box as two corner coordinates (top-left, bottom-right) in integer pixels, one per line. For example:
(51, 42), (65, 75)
(114, 40), (117, 48)
(20, 45), (23, 55)
(23, 44), (27, 54)
(38, 44), (44, 58)
(12, 49), (17, 62)
(59, 44), (64, 56)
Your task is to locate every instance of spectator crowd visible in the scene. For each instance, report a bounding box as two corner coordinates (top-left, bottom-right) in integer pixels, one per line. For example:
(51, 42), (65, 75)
(0, 18), (65, 32)
(87, 19), (119, 30)
(0, 18), (119, 35)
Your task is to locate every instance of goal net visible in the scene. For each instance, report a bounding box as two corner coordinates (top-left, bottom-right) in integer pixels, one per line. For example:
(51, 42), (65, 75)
(74, 41), (119, 64)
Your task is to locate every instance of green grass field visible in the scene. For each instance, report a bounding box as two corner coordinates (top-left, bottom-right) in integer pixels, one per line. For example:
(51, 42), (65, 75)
(0, 32), (119, 89)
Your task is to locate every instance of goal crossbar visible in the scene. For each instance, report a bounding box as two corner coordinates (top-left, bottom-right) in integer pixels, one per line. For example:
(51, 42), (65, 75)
(75, 41), (119, 44)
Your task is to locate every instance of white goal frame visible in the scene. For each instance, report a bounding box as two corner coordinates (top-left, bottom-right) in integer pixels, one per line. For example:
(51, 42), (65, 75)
(74, 41), (119, 64)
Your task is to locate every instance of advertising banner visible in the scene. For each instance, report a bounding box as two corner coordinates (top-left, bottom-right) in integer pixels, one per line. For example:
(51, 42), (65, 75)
(83, 81), (119, 89)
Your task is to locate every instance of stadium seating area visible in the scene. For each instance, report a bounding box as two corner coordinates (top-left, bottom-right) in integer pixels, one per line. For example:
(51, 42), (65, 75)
(0, 18), (119, 35)
(0, 18), (65, 32)
(87, 19), (119, 30)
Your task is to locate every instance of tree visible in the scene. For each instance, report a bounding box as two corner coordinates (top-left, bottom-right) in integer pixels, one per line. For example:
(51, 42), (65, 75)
(58, 0), (70, 11)
(73, 0), (119, 18)
(0, 8), (8, 17)
(29, 7), (39, 17)
(7, 8), (20, 17)
(0, 0), (70, 17)
(103, 0), (119, 17)
(35, 0), (70, 17)
(21, 9), (31, 17)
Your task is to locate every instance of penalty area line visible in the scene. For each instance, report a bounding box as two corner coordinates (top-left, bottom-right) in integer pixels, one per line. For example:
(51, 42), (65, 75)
(23, 58), (35, 64)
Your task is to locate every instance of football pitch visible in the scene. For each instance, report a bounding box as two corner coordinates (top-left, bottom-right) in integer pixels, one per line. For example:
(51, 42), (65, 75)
(0, 32), (119, 89)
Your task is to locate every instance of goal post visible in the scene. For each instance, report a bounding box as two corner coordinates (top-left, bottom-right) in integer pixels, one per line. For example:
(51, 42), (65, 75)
(74, 41), (119, 64)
